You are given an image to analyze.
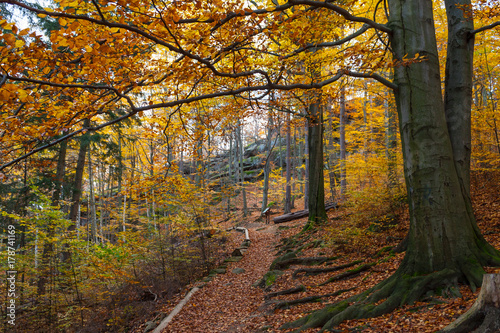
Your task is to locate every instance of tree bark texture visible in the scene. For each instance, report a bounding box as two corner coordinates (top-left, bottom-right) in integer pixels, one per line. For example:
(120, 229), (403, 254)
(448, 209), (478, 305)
(306, 101), (328, 225)
(388, 0), (500, 286)
(285, 112), (292, 214)
(439, 274), (500, 333)
(261, 112), (273, 213)
(339, 86), (347, 198)
(69, 120), (90, 224)
(444, 0), (474, 198)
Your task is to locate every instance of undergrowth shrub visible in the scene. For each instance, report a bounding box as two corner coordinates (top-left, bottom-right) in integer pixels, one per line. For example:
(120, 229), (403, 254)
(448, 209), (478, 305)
(327, 152), (406, 252)
(0, 190), (229, 333)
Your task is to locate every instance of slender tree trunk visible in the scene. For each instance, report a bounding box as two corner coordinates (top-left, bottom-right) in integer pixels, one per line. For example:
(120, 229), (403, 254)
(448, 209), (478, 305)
(284, 112), (292, 214)
(236, 121), (248, 216)
(303, 118), (309, 210)
(339, 86), (347, 198)
(227, 132), (233, 215)
(64, 120), (90, 262)
(88, 147), (97, 243)
(261, 111), (273, 213)
(122, 193), (127, 233)
(326, 103), (338, 202)
(98, 161), (104, 242)
(291, 126), (297, 209)
(362, 82), (369, 158)
(297, 125), (304, 198)
(69, 119), (90, 224)
(52, 140), (67, 205)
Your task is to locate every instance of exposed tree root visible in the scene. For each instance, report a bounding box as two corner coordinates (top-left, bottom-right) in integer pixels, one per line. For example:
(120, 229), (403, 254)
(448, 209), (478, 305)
(265, 285), (306, 300)
(274, 287), (356, 310)
(318, 263), (375, 286)
(438, 274), (500, 333)
(293, 260), (364, 279)
(273, 256), (340, 270)
(282, 268), (461, 332)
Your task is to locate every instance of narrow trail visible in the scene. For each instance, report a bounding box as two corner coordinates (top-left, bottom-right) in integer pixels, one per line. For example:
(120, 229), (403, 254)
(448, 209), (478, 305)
(163, 222), (280, 333)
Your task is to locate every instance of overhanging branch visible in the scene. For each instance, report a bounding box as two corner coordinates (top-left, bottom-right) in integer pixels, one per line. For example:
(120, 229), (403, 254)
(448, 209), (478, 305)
(470, 21), (500, 37)
(288, 0), (392, 33)
(283, 24), (371, 59)
(345, 71), (397, 90)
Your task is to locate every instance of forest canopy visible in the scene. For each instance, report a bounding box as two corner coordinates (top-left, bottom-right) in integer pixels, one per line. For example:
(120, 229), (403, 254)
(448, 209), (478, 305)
(1, 0), (500, 332)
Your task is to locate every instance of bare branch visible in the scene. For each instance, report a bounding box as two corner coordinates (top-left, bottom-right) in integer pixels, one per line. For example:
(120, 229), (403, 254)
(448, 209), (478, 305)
(345, 70), (397, 90)
(0, 72), (347, 171)
(5, 74), (121, 92)
(470, 21), (500, 37)
(0, 74), (7, 87)
(283, 24), (370, 59)
(0, 0), (271, 81)
(288, 0), (392, 33)
(91, 0), (106, 21)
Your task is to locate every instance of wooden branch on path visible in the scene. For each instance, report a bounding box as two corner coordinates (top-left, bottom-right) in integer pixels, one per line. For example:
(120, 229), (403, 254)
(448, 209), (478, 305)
(273, 202), (338, 224)
(152, 287), (200, 333)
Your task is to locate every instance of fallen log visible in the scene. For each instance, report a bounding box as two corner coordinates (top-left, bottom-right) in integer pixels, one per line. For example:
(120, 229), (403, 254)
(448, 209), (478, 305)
(273, 202), (338, 224)
(152, 286), (200, 333)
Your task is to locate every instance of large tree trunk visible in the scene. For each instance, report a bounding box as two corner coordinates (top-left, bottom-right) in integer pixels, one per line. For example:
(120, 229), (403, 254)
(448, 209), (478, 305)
(389, 0), (499, 287)
(385, 92), (397, 190)
(443, 0), (474, 198)
(305, 100), (328, 227)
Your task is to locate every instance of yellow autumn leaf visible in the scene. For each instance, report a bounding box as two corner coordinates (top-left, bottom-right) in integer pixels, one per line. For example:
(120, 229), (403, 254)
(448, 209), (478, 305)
(59, 38), (69, 47)
(18, 89), (28, 102)
(14, 39), (25, 48)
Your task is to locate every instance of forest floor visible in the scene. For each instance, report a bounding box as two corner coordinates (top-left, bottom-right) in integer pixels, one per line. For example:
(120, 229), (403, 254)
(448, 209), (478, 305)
(138, 170), (500, 333)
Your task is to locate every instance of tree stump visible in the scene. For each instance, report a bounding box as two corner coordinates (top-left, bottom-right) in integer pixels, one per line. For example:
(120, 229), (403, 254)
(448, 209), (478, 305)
(262, 207), (271, 224)
(439, 273), (500, 333)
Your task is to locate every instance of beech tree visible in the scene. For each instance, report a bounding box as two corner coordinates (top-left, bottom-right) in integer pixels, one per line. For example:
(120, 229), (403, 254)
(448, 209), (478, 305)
(1, 0), (499, 330)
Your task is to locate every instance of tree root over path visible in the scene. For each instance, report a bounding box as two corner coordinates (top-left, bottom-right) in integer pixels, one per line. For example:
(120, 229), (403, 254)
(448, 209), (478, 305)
(292, 260), (364, 279)
(265, 285), (306, 300)
(318, 262), (375, 286)
(273, 287), (356, 310)
(282, 268), (464, 332)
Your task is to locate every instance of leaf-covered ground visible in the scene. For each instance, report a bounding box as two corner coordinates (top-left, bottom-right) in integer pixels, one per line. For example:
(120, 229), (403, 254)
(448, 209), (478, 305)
(138, 170), (500, 333)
